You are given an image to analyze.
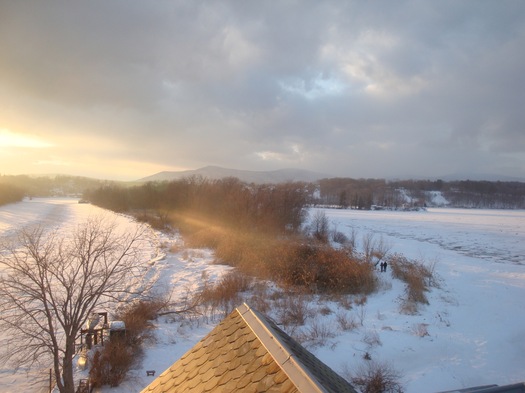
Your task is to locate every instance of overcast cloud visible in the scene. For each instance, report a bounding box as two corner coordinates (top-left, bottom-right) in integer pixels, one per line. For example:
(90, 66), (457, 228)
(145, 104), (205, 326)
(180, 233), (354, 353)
(1, 1), (524, 180)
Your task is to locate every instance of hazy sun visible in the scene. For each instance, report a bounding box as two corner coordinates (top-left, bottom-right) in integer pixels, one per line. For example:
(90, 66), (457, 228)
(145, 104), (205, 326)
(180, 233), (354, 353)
(0, 129), (53, 148)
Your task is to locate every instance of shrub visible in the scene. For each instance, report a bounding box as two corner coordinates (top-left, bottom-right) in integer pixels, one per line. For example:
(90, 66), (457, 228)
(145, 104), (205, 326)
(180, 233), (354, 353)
(350, 360), (404, 393)
(318, 305), (332, 316)
(133, 210), (169, 231)
(363, 330), (382, 347)
(389, 254), (434, 309)
(356, 304), (367, 326)
(247, 281), (271, 314)
(275, 292), (310, 327)
(89, 339), (134, 388)
(0, 183), (25, 206)
(399, 301), (418, 315)
(336, 310), (359, 331)
(311, 210), (330, 243)
(197, 271), (252, 315)
(337, 295), (353, 310)
(89, 299), (163, 388)
(114, 299), (163, 349)
(296, 319), (335, 348)
(331, 229), (348, 244)
(272, 243), (377, 294)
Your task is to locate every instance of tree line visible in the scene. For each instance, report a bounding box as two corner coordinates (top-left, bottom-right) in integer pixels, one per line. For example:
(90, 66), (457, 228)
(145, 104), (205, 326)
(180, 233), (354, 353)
(0, 183), (25, 206)
(84, 176), (313, 234)
(0, 174), (113, 199)
(316, 178), (525, 209)
(2, 173), (523, 210)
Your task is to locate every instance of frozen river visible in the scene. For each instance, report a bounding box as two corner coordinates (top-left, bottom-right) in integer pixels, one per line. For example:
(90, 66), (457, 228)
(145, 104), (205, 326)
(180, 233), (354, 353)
(321, 207), (525, 266)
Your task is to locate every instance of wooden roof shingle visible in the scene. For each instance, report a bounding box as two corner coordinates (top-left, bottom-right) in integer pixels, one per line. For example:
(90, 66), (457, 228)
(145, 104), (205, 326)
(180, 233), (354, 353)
(141, 303), (357, 393)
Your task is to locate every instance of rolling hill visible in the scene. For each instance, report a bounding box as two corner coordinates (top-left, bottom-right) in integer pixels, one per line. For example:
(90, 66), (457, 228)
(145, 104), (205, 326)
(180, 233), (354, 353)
(137, 166), (329, 184)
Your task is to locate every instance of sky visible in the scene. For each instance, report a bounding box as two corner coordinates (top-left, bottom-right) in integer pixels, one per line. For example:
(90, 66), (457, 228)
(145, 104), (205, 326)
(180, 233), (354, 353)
(1, 1), (524, 181)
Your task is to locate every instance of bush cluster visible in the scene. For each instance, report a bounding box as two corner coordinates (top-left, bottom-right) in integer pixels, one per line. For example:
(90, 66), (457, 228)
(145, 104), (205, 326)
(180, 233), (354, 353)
(350, 360), (404, 393)
(388, 254), (434, 311)
(197, 271), (252, 315)
(0, 183), (25, 206)
(89, 340), (133, 388)
(89, 299), (163, 388)
(189, 228), (377, 295)
(272, 243), (377, 294)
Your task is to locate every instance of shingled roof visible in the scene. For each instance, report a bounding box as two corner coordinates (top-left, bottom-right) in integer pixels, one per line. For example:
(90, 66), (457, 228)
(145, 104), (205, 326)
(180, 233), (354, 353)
(141, 303), (357, 393)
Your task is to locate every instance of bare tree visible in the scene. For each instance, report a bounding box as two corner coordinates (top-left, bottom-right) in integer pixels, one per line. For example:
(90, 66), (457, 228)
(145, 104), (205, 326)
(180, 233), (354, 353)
(362, 233), (391, 267)
(362, 232), (376, 264)
(0, 217), (148, 393)
(311, 209), (330, 242)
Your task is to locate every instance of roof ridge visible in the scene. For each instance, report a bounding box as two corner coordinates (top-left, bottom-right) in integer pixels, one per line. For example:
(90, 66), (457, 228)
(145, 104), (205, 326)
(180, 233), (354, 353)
(237, 303), (329, 393)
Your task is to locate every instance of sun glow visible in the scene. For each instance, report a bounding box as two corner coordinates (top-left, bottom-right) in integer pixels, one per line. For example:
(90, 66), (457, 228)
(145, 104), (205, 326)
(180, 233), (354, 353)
(0, 129), (53, 148)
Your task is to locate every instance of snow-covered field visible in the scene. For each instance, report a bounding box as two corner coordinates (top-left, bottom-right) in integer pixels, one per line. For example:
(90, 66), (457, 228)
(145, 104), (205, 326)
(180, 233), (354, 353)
(318, 207), (525, 392)
(0, 198), (524, 392)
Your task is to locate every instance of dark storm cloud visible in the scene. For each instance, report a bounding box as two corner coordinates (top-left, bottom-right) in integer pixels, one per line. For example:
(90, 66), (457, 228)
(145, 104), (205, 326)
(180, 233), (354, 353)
(1, 0), (524, 180)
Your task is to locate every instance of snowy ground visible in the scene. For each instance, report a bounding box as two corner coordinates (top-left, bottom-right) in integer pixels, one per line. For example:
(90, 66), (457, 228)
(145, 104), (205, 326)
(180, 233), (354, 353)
(317, 207), (525, 392)
(0, 199), (524, 392)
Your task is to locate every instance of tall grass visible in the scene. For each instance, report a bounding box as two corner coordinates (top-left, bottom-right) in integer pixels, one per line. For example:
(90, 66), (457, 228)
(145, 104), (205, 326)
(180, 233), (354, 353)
(189, 227), (378, 295)
(388, 254), (436, 313)
(196, 271), (253, 316)
(272, 242), (377, 294)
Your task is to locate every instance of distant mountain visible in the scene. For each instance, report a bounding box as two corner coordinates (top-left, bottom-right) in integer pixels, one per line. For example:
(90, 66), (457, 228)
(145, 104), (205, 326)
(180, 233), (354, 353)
(137, 166), (329, 184)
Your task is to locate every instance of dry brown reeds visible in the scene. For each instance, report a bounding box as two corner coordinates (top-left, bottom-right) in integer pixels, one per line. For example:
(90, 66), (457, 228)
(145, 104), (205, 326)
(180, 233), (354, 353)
(388, 253), (436, 313)
(272, 242), (377, 294)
